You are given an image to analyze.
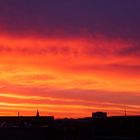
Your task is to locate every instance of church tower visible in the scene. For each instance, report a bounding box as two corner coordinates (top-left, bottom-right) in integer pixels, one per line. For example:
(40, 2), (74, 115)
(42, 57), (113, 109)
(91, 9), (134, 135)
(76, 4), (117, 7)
(36, 110), (40, 117)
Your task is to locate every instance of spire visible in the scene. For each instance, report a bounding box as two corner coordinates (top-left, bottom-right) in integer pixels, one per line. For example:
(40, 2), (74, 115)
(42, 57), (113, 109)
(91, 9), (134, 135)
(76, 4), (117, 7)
(124, 106), (127, 117)
(36, 110), (40, 117)
(124, 105), (127, 117)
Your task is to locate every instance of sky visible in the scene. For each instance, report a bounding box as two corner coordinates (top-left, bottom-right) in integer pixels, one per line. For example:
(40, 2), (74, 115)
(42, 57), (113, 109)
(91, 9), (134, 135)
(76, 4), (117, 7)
(0, 0), (140, 118)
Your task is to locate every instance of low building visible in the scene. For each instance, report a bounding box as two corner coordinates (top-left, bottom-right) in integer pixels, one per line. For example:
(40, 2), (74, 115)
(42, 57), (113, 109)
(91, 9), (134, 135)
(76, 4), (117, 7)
(0, 112), (54, 128)
(92, 112), (107, 118)
(92, 114), (140, 137)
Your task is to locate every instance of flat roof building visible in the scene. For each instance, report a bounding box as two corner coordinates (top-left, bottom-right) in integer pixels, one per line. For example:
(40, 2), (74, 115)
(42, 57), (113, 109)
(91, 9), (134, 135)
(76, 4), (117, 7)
(92, 112), (107, 118)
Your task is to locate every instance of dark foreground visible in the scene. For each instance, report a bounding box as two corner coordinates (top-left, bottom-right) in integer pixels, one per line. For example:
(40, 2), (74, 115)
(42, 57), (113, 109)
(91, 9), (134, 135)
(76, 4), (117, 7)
(0, 126), (139, 140)
(0, 115), (139, 140)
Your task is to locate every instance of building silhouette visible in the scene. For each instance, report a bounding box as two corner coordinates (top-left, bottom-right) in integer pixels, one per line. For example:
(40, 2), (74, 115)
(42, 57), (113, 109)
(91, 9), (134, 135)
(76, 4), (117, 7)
(0, 111), (139, 139)
(36, 110), (40, 117)
(0, 111), (54, 128)
(92, 112), (107, 118)
(92, 112), (140, 138)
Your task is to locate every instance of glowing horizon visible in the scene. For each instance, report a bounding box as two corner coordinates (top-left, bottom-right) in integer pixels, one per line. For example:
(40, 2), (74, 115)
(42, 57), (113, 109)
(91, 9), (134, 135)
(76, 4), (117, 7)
(0, 0), (139, 118)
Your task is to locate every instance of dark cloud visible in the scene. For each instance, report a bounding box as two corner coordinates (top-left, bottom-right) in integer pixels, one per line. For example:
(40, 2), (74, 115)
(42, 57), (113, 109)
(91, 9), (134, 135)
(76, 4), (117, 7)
(0, 38), (139, 59)
(0, 0), (140, 39)
(117, 45), (140, 56)
(0, 45), (78, 56)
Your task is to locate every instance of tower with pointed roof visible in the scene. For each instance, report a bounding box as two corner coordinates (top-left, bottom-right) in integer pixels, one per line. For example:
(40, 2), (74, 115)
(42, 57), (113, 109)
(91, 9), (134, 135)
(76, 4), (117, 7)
(36, 110), (40, 117)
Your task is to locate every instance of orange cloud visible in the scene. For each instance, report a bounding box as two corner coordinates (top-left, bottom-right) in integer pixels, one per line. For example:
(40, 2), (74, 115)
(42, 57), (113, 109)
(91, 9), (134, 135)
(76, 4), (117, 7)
(0, 35), (139, 118)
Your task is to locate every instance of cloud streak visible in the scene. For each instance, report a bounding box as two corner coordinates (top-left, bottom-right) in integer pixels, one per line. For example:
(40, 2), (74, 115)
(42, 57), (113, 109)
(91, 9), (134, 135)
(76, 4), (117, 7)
(0, 0), (139, 117)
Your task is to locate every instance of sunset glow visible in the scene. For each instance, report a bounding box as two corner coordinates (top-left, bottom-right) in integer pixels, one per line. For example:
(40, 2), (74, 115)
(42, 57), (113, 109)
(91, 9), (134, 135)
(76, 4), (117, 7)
(0, 0), (140, 118)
